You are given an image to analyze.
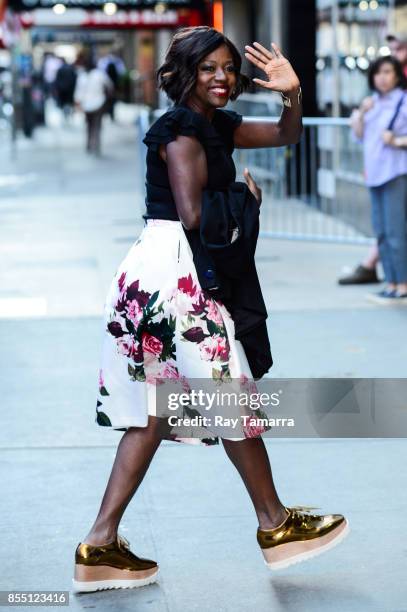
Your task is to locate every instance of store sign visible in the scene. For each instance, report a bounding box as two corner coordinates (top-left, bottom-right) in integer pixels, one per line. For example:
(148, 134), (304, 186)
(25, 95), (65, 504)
(21, 9), (181, 28)
(85, 8), (179, 25)
(20, 6), (203, 26)
(10, 0), (204, 10)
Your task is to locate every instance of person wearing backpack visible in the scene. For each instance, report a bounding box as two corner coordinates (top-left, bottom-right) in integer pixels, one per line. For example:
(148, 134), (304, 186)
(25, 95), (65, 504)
(55, 58), (77, 119)
(98, 51), (126, 121)
(350, 56), (407, 303)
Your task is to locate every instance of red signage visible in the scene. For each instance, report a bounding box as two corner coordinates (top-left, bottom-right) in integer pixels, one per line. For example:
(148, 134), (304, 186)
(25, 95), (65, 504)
(20, 7), (204, 28)
(0, 0), (8, 22)
(10, 0), (205, 10)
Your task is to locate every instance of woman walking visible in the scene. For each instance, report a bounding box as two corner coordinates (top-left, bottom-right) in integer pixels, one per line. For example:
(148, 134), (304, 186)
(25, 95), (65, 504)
(74, 55), (113, 156)
(350, 55), (407, 303)
(72, 26), (349, 593)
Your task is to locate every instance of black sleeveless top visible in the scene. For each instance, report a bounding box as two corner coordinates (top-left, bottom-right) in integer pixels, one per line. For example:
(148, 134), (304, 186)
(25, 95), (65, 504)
(141, 103), (243, 221)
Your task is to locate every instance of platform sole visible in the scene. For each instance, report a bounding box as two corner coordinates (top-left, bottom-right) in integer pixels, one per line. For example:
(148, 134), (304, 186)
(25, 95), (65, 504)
(72, 564), (159, 593)
(261, 518), (350, 570)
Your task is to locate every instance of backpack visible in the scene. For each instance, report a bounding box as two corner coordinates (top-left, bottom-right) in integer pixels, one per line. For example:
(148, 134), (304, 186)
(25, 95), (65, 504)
(106, 61), (119, 88)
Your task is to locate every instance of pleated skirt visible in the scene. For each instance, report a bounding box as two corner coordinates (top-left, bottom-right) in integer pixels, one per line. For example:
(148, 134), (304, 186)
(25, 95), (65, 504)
(95, 218), (270, 446)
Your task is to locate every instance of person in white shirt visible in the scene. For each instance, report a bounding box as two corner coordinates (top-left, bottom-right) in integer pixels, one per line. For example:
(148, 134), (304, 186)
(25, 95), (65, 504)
(74, 56), (113, 155)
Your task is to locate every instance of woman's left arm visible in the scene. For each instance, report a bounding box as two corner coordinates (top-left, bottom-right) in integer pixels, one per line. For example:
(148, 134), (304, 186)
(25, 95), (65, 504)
(234, 41), (303, 149)
(382, 95), (407, 148)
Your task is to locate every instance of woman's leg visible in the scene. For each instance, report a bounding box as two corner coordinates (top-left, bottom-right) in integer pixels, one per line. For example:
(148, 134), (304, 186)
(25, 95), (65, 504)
(92, 107), (104, 155)
(362, 243), (380, 269)
(83, 415), (164, 545)
(89, 111), (99, 153)
(382, 174), (407, 292)
(85, 112), (92, 152)
(370, 184), (397, 289)
(221, 436), (288, 530)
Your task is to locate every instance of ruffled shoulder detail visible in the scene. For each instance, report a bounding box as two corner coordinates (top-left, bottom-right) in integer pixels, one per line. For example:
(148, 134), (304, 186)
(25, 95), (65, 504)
(215, 108), (243, 130)
(142, 105), (224, 153)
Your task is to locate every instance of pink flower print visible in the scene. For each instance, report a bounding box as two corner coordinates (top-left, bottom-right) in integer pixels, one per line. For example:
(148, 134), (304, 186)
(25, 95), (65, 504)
(199, 336), (218, 361)
(115, 271), (128, 311)
(160, 362), (179, 379)
(146, 373), (160, 385)
(127, 280), (150, 308)
(182, 326), (207, 343)
(118, 271), (127, 294)
(239, 373), (259, 395)
(180, 374), (191, 393)
(178, 273), (197, 297)
(142, 333), (163, 357)
(199, 334), (229, 362)
(243, 417), (267, 438)
(217, 336), (230, 362)
(98, 368), (104, 389)
(115, 294), (127, 313)
(132, 341), (143, 364)
(126, 299), (143, 326)
(206, 300), (224, 327)
(189, 290), (208, 316)
(107, 320), (125, 337)
(117, 335), (136, 358)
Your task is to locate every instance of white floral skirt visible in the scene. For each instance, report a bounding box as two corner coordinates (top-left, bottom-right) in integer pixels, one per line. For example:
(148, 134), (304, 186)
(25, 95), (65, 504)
(95, 218), (270, 446)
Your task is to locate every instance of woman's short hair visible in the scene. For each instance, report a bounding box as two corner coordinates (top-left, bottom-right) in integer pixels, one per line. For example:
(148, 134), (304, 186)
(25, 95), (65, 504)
(368, 56), (407, 91)
(156, 26), (250, 104)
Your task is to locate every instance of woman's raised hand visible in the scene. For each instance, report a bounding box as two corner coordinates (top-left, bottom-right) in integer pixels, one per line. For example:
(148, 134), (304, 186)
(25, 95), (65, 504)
(244, 41), (300, 94)
(360, 96), (374, 113)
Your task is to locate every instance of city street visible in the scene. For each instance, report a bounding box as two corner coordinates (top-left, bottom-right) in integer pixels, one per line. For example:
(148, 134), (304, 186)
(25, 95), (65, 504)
(1, 104), (407, 611)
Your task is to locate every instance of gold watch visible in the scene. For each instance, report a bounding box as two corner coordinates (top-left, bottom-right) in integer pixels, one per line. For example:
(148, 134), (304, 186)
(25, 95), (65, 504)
(281, 86), (302, 108)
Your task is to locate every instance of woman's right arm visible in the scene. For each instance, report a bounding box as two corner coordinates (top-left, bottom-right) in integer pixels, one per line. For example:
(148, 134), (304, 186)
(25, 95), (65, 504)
(350, 96), (374, 139)
(166, 135), (208, 230)
(350, 109), (365, 140)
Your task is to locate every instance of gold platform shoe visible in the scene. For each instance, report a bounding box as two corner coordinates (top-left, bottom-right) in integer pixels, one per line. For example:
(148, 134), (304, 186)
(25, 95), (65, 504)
(257, 505), (350, 570)
(72, 533), (159, 593)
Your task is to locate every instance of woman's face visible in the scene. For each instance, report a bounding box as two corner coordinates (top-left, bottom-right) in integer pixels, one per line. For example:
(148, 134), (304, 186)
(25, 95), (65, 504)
(374, 62), (399, 94)
(190, 43), (238, 109)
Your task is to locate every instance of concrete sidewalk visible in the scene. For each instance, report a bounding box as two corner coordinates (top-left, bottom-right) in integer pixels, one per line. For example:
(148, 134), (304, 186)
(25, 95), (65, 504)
(0, 102), (406, 611)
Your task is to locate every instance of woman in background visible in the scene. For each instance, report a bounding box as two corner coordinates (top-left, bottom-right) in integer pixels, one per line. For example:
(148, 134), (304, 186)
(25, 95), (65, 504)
(351, 56), (407, 303)
(74, 55), (113, 156)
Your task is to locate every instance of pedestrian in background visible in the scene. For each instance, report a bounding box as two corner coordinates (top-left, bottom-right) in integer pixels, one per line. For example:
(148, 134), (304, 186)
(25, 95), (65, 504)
(55, 58), (77, 120)
(74, 56), (113, 155)
(350, 56), (407, 303)
(97, 48), (126, 121)
(386, 33), (407, 78)
(339, 34), (407, 286)
(41, 52), (62, 101)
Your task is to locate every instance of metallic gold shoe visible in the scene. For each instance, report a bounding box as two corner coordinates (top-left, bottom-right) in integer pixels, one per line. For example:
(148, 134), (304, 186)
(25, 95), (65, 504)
(72, 533), (159, 593)
(257, 505), (350, 570)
